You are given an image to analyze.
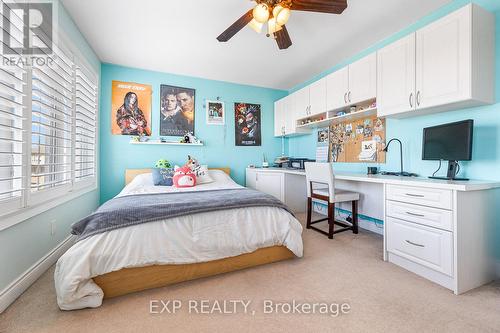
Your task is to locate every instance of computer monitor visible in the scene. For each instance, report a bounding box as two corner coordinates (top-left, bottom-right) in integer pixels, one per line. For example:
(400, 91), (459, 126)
(422, 119), (473, 180)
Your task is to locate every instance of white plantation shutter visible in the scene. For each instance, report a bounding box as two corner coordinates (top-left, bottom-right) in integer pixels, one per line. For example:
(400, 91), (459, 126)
(0, 1), (99, 221)
(75, 60), (97, 184)
(0, 1), (26, 214)
(30, 45), (74, 199)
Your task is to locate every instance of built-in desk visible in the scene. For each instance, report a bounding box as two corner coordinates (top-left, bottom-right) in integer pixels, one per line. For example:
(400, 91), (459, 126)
(246, 167), (500, 294)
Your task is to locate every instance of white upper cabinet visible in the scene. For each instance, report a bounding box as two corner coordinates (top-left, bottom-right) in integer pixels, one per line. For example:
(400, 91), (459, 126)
(377, 4), (494, 118)
(348, 53), (377, 105)
(274, 99), (285, 137)
(309, 77), (327, 116)
(326, 66), (349, 111)
(293, 86), (310, 119)
(284, 96), (297, 136)
(377, 34), (416, 117)
(415, 5), (471, 109)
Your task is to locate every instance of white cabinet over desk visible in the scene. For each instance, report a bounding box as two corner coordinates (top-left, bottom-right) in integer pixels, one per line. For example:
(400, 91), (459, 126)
(377, 4), (494, 118)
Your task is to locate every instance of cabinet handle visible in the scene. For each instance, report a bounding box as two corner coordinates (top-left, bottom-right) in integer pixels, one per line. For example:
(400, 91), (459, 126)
(256, 173), (258, 182)
(348, 91), (352, 103)
(405, 193), (424, 198)
(416, 91), (421, 106)
(406, 211), (425, 217)
(409, 93), (413, 108)
(406, 240), (425, 248)
(344, 92), (347, 104)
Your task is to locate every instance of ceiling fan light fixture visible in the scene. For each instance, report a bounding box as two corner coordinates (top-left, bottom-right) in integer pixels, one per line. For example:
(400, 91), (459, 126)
(276, 7), (290, 26)
(253, 3), (270, 24)
(267, 17), (282, 35)
(248, 18), (264, 33)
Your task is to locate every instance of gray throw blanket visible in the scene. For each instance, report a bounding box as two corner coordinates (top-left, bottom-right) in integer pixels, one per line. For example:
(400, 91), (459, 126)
(71, 188), (294, 242)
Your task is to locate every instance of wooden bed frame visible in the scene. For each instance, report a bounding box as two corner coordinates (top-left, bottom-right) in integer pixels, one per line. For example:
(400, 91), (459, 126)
(94, 168), (296, 299)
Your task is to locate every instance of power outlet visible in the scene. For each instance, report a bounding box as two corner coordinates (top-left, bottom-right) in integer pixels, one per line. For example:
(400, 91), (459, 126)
(50, 220), (56, 236)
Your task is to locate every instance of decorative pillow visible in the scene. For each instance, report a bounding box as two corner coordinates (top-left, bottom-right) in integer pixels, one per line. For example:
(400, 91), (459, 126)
(194, 165), (214, 184)
(151, 168), (175, 186)
(173, 166), (197, 188)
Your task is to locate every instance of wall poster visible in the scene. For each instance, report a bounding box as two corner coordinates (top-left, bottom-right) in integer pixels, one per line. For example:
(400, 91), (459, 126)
(111, 80), (152, 136)
(160, 84), (195, 136)
(235, 102), (261, 146)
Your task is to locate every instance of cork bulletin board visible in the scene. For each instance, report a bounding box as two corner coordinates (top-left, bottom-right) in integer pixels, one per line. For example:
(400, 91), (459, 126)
(329, 115), (386, 163)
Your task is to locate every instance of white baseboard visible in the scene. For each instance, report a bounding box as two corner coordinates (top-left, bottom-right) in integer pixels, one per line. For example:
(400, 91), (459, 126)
(0, 235), (75, 314)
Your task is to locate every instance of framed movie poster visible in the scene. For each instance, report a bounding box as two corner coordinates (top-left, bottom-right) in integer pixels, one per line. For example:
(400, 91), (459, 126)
(111, 81), (152, 136)
(235, 103), (261, 146)
(206, 100), (225, 125)
(160, 84), (195, 136)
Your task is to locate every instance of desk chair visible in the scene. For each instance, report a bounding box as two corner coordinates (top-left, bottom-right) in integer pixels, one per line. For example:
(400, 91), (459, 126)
(304, 162), (360, 239)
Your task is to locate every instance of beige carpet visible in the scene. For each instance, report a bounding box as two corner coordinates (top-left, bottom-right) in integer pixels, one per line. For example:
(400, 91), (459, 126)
(1, 214), (500, 333)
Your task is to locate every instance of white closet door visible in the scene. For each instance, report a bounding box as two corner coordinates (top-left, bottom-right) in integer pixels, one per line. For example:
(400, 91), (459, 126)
(348, 53), (377, 104)
(415, 5), (471, 110)
(326, 67), (349, 111)
(377, 34), (416, 117)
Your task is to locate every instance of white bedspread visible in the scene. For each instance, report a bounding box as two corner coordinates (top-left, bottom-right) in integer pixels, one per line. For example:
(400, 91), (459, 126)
(55, 170), (303, 310)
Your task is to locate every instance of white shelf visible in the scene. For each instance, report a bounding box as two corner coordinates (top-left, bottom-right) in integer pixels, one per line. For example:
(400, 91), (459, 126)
(130, 140), (204, 146)
(296, 107), (378, 129)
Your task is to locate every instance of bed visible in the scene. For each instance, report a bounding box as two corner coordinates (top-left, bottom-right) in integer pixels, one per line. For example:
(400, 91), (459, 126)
(55, 168), (303, 310)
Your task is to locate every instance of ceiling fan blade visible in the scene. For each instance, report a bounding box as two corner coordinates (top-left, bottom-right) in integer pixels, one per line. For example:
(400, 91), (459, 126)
(217, 9), (253, 42)
(274, 25), (292, 50)
(291, 0), (347, 14)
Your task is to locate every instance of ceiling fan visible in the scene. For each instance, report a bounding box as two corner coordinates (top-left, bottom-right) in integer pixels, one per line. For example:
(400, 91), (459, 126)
(217, 0), (348, 50)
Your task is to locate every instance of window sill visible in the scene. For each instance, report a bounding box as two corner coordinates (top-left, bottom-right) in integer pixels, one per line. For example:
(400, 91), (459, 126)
(0, 184), (98, 232)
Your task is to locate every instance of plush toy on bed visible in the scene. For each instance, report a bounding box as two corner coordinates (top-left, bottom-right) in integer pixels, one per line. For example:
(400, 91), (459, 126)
(183, 155), (214, 184)
(173, 165), (197, 188)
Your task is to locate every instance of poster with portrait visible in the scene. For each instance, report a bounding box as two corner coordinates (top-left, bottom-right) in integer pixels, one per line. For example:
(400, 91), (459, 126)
(111, 81), (152, 136)
(160, 85), (195, 136)
(235, 103), (261, 146)
(206, 100), (225, 125)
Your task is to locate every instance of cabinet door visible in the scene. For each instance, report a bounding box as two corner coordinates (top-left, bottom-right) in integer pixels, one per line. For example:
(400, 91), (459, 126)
(348, 53), (377, 104)
(283, 95), (296, 136)
(309, 77), (327, 116)
(274, 99), (284, 137)
(255, 172), (284, 202)
(377, 34), (416, 117)
(293, 87), (310, 119)
(415, 5), (471, 110)
(326, 67), (349, 111)
(245, 169), (257, 189)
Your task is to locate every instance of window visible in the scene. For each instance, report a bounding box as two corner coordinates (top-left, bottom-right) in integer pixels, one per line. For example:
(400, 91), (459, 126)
(0, 4), (99, 219)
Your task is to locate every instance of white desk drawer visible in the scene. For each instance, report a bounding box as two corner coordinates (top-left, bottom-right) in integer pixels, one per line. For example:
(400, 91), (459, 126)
(386, 185), (452, 210)
(387, 217), (453, 276)
(386, 200), (453, 231)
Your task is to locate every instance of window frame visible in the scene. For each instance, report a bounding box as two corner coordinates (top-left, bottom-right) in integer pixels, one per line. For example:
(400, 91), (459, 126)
(0, 20), (99, 232)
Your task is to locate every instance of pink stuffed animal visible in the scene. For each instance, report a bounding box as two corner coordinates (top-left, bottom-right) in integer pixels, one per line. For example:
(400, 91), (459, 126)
(173, 166), (197, 188)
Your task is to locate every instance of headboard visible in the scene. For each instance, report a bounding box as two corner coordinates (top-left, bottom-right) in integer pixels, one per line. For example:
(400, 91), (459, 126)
(125, 167), (231, 185)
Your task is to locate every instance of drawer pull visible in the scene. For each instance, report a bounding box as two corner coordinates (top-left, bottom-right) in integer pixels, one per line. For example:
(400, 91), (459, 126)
(406, 240), (425, 248)
(406, 211), (425, 217)
(405, 193), (425, 198)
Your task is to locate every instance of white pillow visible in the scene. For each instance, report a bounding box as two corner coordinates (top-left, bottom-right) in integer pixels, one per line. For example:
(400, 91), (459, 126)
(195, 165), (214, 184)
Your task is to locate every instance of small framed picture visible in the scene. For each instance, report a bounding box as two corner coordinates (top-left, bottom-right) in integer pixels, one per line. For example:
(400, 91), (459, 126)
(206, 100), (225, 125)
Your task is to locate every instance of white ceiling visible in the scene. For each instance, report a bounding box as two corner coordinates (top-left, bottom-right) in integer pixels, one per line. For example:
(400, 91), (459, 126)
(61, 0), (450, 90)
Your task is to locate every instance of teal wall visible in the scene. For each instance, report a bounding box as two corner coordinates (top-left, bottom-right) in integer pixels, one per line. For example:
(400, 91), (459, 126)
(99, 64), (287, 203)
(0, 1), (100, 293)
(286, 0), (500, 258)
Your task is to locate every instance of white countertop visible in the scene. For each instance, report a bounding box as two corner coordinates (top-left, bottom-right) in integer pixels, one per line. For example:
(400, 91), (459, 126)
(246, 167), (500, 191)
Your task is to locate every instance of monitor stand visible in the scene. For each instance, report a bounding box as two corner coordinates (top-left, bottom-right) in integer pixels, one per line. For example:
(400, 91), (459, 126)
(429, 160), (469, 181)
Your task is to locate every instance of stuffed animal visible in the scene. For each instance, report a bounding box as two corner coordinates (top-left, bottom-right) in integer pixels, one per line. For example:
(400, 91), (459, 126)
(173, 166), (197, 188)
(185, 155), (200, 173)
(155, 159), (171, 169)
